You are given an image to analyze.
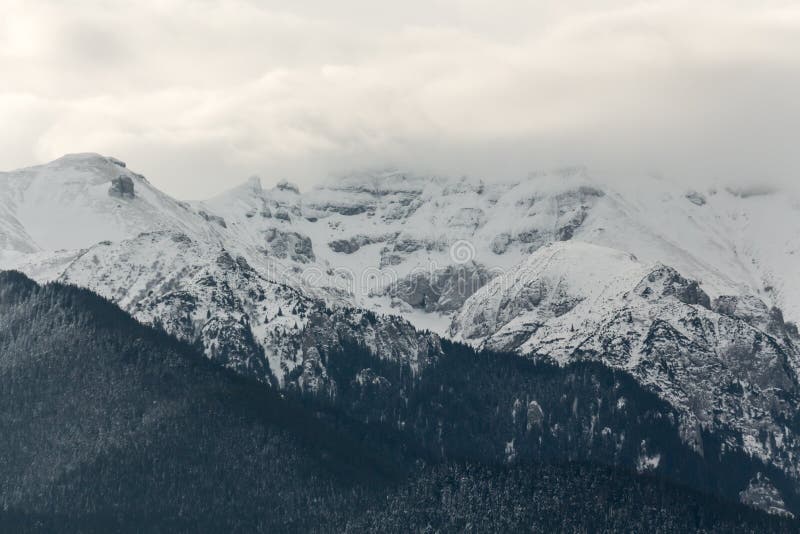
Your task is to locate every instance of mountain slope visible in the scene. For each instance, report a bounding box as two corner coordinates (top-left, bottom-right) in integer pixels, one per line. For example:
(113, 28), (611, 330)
(2, 156), (799, 325)
(1, 272), (797, 532)
(451, 241), (800, 501)
(2, 154), (800, 517)
(0, 270), (399, 531)
(0, 154), (220, 260)
(200, 167), (800, 326)
(57, 231), (440, 389)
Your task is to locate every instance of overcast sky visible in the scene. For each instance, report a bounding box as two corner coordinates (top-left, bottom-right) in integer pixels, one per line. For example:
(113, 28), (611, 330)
(2, 0), (799, 198)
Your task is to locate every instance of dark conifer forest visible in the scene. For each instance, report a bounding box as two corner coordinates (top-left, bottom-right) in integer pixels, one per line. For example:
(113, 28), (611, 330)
(1, 270), (797, 532)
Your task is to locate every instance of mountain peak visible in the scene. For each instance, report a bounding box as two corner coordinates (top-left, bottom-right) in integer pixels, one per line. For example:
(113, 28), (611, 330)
(55, 152), (107, 162)
(52, 153), (125, 168)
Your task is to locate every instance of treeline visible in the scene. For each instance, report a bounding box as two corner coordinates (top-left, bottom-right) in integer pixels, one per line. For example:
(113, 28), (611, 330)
(349, 462), (795, 533)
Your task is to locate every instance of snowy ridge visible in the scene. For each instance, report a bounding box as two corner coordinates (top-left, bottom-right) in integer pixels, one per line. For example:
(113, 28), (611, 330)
(60, 230), (440, 389)
(197, 165), (800, 327)
(4, 155), (797, 324)
(450, 241), (648, 343)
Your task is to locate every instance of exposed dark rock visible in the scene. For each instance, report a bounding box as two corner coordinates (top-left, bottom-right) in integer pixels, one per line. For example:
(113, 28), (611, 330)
(326, 204), (372, 216)
(108, 175), (135, 199)
(385, 262), (493, 313)
(329, 239), (360, 254)
(328, 234), (392, 254)
(215, 250), (244, 271)
(396, 238), (428, 253)
(379, 251), (404, 268)
(275, 179), (300, 194)
(578, 185), (605, 197)
(394, 238), (425, 253)
(556, 208), (588, 241)
(787, 322), (799, 339)
(639, 267), (711, 309)
(171, 234), (193, 245)
(517, 228), (542, 244)
(264, 228), (315, 263)
(380, 194), (422, 221)
(686, 191), (707, 206)
(376, 237), (447, 268)
(442, 178), (485, 196)
(726, 185), (779, 198)
(198, 210), (227, 228)
(491, 233), (512, 254)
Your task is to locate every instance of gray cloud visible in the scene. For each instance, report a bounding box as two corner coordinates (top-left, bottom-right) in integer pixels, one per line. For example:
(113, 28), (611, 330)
(1, 0), (799, 197)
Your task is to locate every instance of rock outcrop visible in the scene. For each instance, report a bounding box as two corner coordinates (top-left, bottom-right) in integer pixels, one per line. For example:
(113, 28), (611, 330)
(108, 175), (135, 198)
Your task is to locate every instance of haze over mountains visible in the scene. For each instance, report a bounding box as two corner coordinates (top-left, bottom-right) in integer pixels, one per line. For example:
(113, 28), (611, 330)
(2, 152), (800, 521)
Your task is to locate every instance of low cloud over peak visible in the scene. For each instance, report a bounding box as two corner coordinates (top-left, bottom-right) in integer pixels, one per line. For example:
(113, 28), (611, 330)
(2, 0), (799, 197)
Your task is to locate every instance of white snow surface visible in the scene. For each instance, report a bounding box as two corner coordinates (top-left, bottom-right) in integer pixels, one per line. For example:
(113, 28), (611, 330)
(0, 153), (219, 252)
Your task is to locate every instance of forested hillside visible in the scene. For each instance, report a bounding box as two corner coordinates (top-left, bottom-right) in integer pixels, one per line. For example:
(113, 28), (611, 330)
(0, 271), (795, 532)
(301, 337), (800, 516)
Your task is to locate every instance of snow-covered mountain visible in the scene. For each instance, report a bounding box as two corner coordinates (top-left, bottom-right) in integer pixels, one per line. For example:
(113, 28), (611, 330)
(4, 154), (798, 325)
(451, 241), (800, 487)
(59, 230), (439, 390)
(197, 165), (800, 329)
(2, 153), (798, 382)
(0, 154), (441, 389)
(0, 153), (220, 261)
(2, 153), (800, 512)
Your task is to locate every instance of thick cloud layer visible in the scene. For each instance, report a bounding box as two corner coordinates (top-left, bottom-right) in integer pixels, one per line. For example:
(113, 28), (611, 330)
(2, 0), (799, 197)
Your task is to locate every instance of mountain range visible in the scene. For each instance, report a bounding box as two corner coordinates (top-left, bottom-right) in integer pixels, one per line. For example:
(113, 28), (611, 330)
(2, 153), (800, 522)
